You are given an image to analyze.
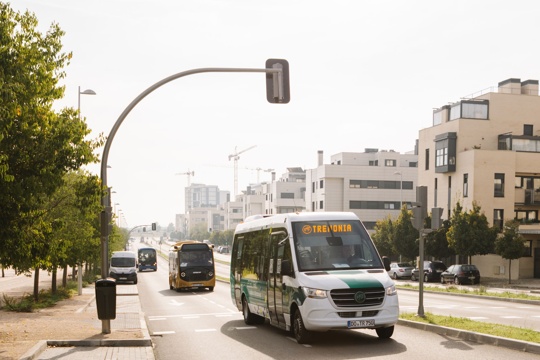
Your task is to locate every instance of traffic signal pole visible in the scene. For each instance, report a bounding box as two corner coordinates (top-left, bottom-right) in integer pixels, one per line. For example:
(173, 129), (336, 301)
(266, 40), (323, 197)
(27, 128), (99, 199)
(99, 61), (289, 334)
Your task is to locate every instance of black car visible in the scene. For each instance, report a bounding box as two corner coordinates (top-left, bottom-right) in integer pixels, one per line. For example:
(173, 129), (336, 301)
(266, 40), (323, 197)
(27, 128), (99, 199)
(440, 264), (481, 285)
(411, 261), (447, 282)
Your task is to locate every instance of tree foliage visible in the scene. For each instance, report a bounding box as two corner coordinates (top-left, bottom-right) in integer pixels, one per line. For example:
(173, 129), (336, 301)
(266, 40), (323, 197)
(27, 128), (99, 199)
(446, 201), (496, 263)
(0, 4), (102, 272)
(392, 207), (419, 261)
(495, 220), (526, 284)
(371, 215), (397, 259)
(425, 219), (455, 260)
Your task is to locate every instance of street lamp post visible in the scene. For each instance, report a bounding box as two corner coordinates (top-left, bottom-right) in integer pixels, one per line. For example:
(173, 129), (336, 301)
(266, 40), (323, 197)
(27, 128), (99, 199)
(394, 171), (403, 210)
(78, 86), (96, 120)
(76, 86), (96, 296)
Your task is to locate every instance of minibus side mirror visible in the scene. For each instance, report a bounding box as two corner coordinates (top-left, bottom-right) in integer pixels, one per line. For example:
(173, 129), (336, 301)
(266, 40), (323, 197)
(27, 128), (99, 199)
(281, 260), (292, 276)
(382, 256), (391, 272)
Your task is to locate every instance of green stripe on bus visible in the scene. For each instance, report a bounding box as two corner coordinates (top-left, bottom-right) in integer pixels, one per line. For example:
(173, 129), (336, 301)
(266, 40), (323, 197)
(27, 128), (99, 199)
(331, 271), (383, 288)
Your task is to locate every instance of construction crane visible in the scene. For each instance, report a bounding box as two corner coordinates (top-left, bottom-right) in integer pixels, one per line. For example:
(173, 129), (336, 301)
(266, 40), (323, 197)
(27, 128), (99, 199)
(176, 170), (195, 186)
(228, 145), (256, 198)
(246, 167), (274, 183)
(176, 170), (195, 211)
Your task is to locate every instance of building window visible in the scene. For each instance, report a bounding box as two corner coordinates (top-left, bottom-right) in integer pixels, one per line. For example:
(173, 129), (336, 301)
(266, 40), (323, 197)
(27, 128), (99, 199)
(385, 159), (397, 167)
(524, 240), (532, 257)
(281, 192), (294, 199)
(369, 160), (378, 166)
(350, 201), (400, 210)
(425, 149), (430, 170)
(524, 124), (533, 136)
(449, 100), (489, 120)
(436, 147), (447, 167)
(409, 162), (418, 167)
(312, 202), (315, 211)
(493, 209), (504, 230)
(402, 181), (413, 190)
(494, 173), (505, 197)
(435, 132), (457, 173)
(319, 179), (324, 189)
(312, 182), (315, 193)
(515, 210), (537, 222)
(463, 174), (468, 197)
(319, 200), (323, 209)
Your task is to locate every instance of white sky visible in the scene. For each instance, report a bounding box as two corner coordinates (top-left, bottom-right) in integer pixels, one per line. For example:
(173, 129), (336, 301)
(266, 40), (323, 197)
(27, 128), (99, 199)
(10, 0), (540, 228)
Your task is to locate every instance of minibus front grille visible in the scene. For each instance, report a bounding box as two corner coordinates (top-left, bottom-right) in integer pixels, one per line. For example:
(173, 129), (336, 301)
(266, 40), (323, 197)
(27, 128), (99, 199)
(338, 310), (379, 318)
(330, 287), (385, 308)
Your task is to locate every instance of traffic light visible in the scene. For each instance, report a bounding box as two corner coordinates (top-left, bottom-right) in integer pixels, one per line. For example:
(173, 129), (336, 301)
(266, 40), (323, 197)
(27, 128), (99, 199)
(151, 222), (156, 231)
(265, 59), (290, 104)
(412, 206), (424, 231)
(431, 208), (443, 230)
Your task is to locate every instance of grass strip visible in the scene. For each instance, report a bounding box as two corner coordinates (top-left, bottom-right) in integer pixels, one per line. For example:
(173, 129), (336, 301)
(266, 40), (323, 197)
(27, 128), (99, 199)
(397, 283), (540, 301)
(400, 312), (540, 343)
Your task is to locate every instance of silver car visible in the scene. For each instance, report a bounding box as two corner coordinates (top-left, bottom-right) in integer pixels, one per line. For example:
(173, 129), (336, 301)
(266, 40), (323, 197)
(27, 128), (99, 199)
(387, 262), (414, 279)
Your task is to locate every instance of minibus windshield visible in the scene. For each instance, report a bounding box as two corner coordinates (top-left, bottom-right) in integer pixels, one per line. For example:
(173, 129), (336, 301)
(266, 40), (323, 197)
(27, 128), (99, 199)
(291, 220), (383, 271)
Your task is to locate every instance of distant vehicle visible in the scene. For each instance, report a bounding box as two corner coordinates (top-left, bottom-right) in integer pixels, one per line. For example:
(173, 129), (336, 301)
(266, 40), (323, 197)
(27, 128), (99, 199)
(109, 251), (138, 284)
(138, 247), (157, 272)
(217, 245), (230, 254)
(441, 264), (480, 285)
(230, 212), (398, 344)
(387, 262), (414, 279)
(411, 261), (447, 282)
(169, 241), (215, 291)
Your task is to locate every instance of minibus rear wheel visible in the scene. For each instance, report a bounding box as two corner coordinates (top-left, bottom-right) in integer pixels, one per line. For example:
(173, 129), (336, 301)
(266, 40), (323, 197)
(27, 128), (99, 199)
(242, 296), (264, 325)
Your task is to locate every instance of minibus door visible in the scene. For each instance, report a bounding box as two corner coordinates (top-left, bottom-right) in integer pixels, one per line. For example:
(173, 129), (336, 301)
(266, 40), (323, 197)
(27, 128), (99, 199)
(268, 232), (288, 329)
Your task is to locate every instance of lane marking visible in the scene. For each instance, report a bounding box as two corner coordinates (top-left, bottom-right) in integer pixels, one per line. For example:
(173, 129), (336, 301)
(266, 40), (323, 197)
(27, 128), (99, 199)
(149, 318), (167, 321)
(500, 316), (521, 319)
(152, 331), (176, 335)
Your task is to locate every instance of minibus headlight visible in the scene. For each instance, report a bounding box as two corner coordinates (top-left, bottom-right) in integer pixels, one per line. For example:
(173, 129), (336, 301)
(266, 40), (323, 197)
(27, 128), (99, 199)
(386, 285), (397, 296)
(302, 287), (327, 299)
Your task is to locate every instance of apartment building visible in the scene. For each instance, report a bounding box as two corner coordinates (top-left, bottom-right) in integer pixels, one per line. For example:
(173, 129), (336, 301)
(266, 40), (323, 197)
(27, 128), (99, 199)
(305, 149), (418, 232)
(417, 78), (540, 280)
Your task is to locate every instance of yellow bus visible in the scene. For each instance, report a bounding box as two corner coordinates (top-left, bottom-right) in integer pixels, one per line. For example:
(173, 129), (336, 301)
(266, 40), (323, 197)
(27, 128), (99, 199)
(169, 241), (215, 291)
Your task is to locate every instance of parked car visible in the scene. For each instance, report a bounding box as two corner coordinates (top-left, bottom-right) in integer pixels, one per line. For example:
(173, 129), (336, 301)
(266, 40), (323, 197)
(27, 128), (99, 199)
(411, 261), (447, 282)
(440, 264), (481, 285)
(387, 262), (414, 279)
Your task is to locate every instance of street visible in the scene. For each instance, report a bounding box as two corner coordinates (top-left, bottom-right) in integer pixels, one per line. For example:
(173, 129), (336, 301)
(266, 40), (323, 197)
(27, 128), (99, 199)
(133, 242), (540, 359)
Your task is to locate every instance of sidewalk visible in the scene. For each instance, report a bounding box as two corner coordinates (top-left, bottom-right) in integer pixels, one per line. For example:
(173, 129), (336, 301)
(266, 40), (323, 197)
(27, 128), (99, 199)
(19, 285), (154, 360)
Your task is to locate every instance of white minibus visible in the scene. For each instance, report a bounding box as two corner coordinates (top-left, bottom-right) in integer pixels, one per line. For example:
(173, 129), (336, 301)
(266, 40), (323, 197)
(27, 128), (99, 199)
(230, 212), (398, 344)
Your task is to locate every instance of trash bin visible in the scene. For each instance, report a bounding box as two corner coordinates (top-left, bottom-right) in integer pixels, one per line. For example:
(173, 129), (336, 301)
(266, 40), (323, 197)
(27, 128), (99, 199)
(95, 278), (116, 320)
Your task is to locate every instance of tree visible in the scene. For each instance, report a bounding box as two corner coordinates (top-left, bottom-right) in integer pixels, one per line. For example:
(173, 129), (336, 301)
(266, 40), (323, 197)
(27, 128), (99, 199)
(425, 220), (455, 260)
(392, 207), (419, 261)
(0, 4), (102, 272)
(495, 220), (526, 284)
(447, 201), (496, 264)
(371, 215), (397, 259)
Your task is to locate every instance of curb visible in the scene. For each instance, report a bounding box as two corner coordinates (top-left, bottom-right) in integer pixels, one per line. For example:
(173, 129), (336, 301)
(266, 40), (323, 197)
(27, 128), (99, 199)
(398, 319), (540, 355)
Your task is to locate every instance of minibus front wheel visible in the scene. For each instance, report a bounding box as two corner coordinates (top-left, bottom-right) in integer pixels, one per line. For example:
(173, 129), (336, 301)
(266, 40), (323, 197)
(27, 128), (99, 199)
(292, 308), (312, 344)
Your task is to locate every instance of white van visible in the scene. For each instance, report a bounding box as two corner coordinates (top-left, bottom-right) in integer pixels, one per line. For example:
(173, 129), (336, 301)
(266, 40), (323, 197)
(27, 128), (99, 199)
(110, 251), (138, 284)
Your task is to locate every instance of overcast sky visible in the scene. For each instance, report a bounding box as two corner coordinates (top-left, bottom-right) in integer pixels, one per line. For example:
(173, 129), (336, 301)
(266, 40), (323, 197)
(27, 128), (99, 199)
(11, 0), (540, 229)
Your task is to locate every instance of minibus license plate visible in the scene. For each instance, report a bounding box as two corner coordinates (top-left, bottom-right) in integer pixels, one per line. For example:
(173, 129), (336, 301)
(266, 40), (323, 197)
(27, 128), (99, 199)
(348, 319), (374, 328)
